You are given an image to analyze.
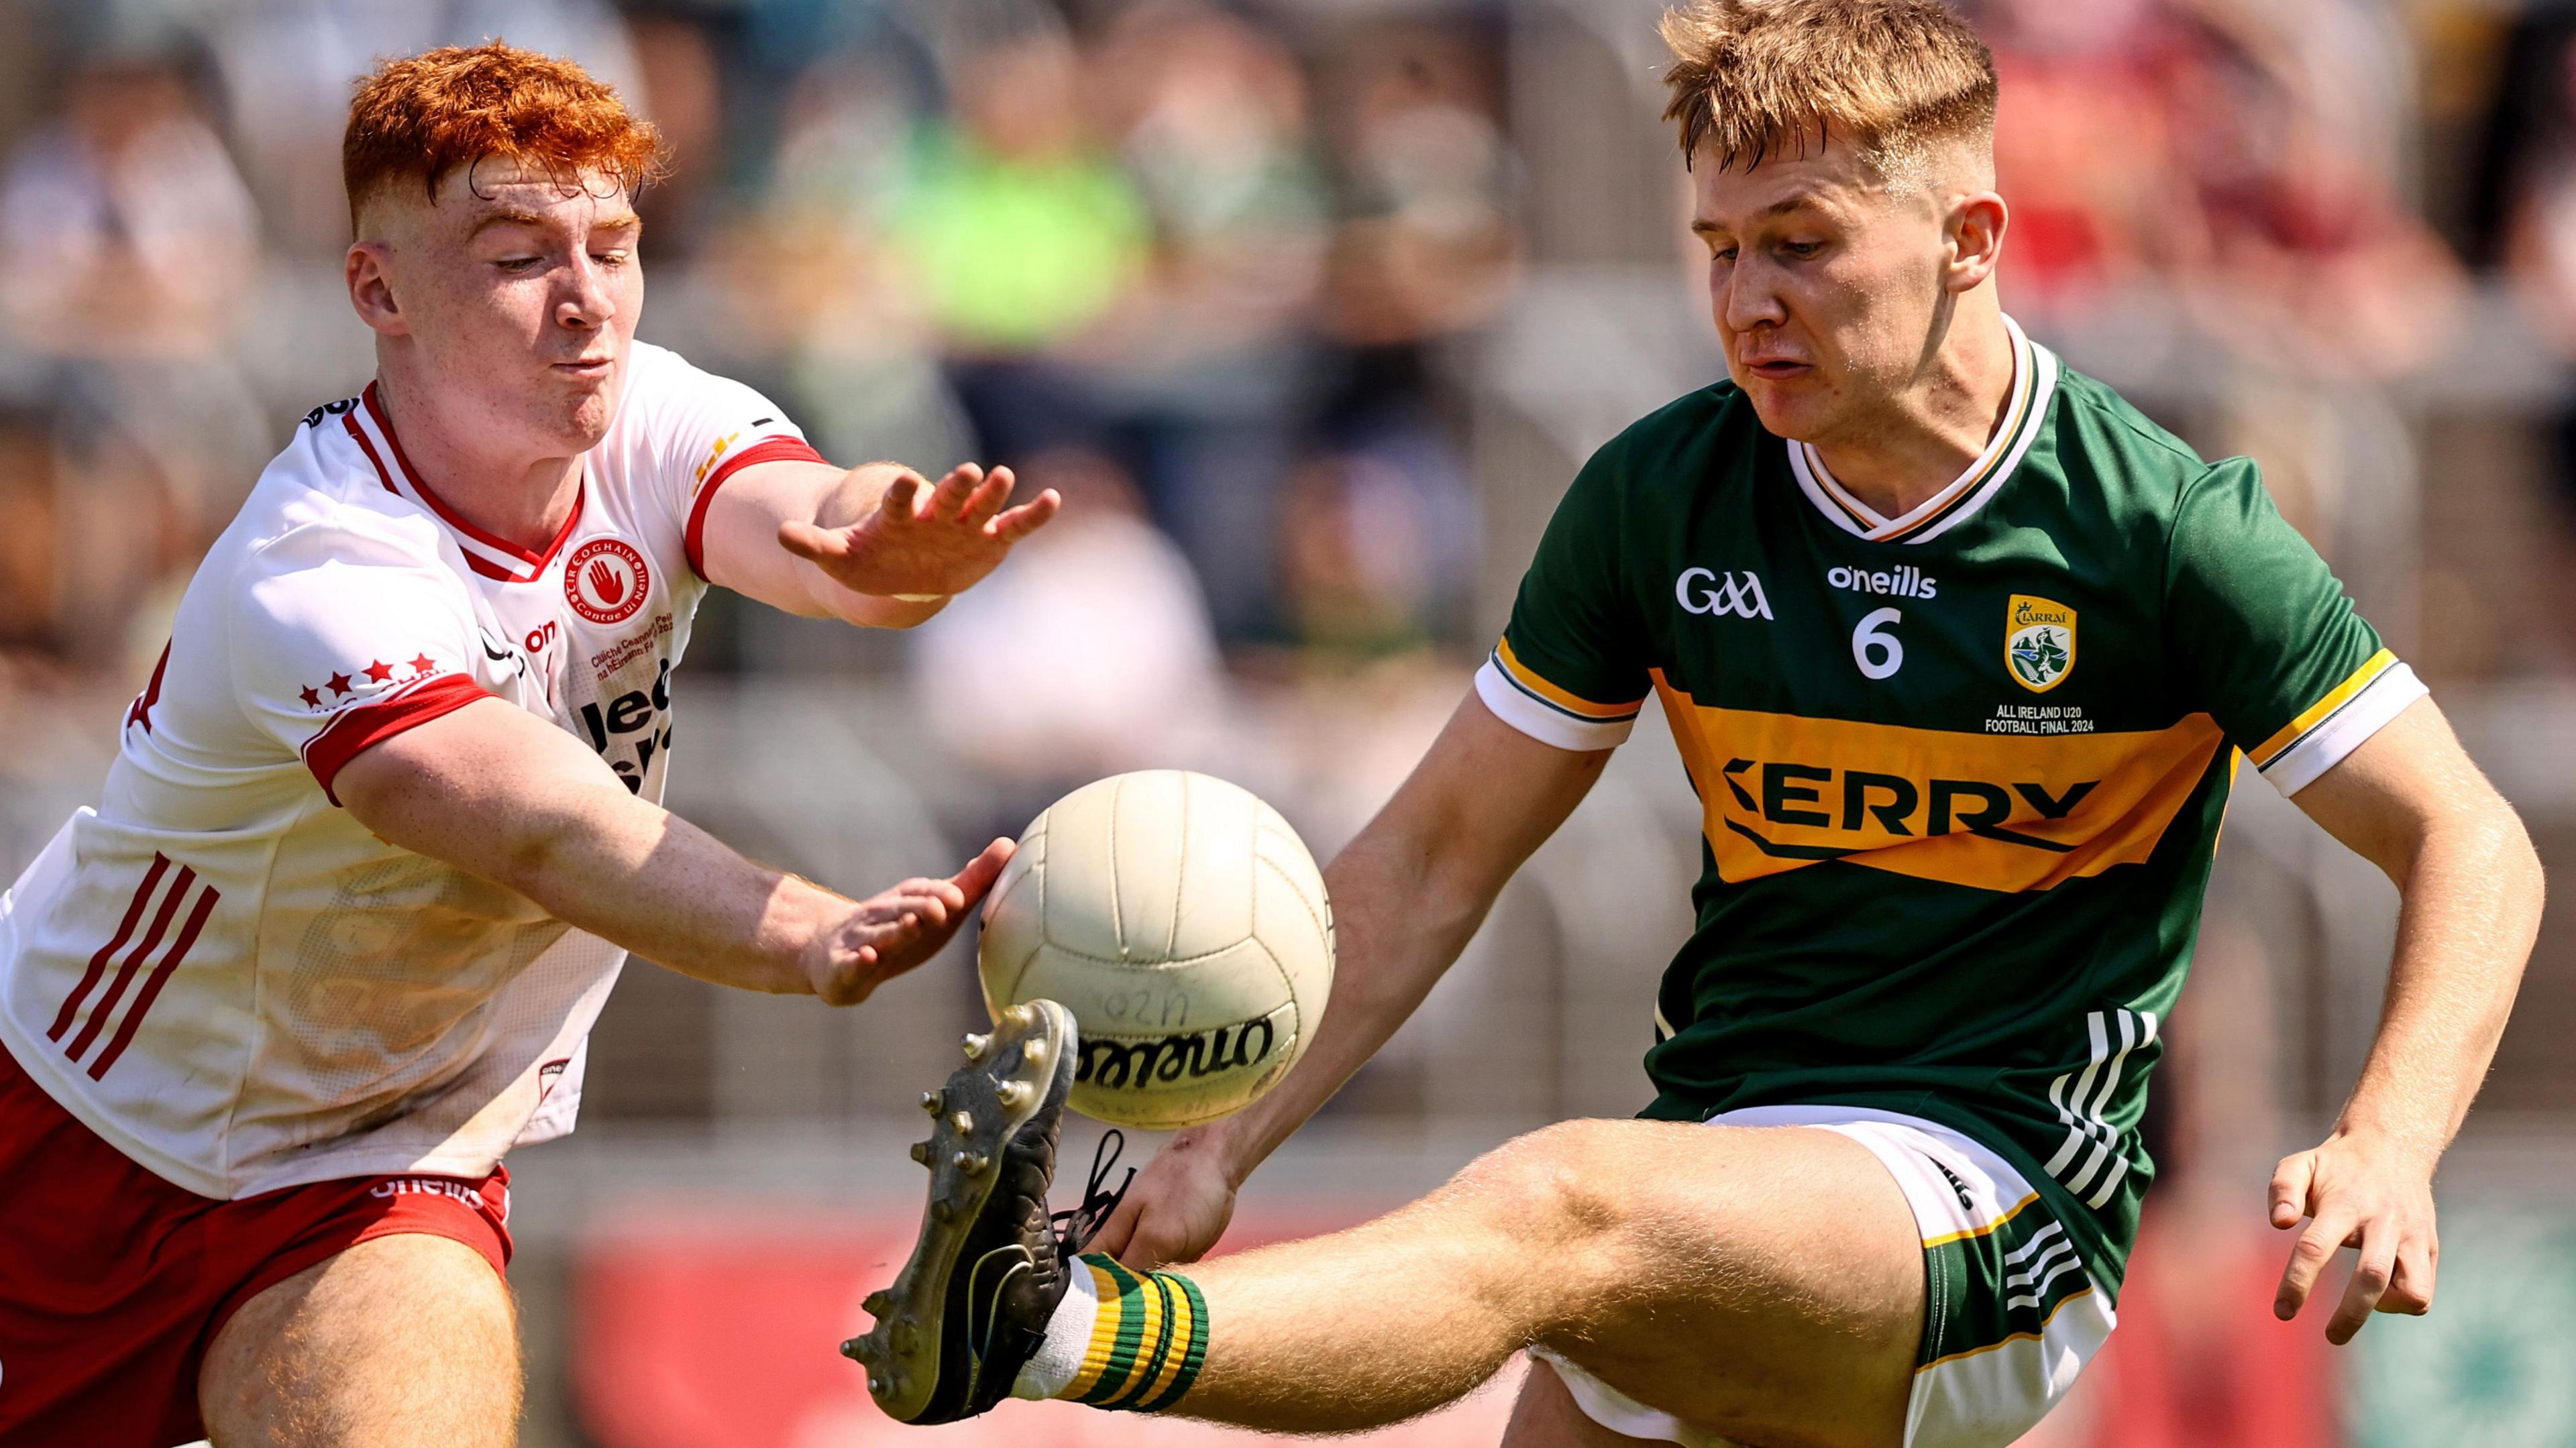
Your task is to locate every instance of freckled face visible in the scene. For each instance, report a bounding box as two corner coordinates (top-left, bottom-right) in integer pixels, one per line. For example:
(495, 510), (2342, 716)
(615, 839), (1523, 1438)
(1690, 140), (1951, 447)
(362, 160), (644, 457)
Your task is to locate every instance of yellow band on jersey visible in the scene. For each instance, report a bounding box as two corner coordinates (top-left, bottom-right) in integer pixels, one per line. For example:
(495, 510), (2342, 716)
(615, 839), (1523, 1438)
(1652, 671), (2229, 893)
(1494, 636), (1644, 720)
(2247, 648), (2397, 769)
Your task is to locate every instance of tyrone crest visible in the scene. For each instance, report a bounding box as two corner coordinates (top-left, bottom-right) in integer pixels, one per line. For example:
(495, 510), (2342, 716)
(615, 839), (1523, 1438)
(566, 537), (650, 626)
(2006, 594), (2076, 693)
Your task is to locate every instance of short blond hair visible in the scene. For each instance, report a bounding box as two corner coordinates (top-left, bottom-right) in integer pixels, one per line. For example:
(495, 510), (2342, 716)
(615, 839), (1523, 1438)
(1658, 0), (1995, 182)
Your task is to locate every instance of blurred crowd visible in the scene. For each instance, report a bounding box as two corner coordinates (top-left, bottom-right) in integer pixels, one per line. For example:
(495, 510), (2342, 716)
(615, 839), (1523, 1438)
(5, 0), (2576, 724)
(0, 0), (1513, 728)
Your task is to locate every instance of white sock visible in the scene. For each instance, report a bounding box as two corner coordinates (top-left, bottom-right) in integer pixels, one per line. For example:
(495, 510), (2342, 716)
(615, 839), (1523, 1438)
(1010, 1255), (1102, 1400)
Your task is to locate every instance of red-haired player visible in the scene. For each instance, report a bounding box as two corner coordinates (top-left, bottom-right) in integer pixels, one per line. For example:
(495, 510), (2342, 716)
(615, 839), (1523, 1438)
(0, 44), (1054, 1445)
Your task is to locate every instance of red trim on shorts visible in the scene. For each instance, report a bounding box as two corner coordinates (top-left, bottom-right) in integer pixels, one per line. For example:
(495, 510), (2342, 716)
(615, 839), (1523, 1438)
(208, 1170), (513, 1343)
(684, 435), (829, 581)
(0, 1043), (513, 1447)
(302, 673), (493, 804)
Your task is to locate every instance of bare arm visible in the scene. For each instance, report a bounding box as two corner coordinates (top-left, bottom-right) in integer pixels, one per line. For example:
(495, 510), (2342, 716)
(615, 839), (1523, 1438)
(1096, 691), (1611, 1263)
(334, 695), (1011, 1004)
(2270, 697), (2543, 1343)
(699, 458), (1059, 628)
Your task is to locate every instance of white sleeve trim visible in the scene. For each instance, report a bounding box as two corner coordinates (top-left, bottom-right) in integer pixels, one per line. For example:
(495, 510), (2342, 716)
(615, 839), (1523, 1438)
(1473, 657), (1637, 753)
(2263, 661), (2427, 795)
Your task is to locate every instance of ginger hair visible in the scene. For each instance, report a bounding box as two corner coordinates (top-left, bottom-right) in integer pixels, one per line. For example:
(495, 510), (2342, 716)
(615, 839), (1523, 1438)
(342, 42), (665, 229)
(1658, 0), (1995, 186)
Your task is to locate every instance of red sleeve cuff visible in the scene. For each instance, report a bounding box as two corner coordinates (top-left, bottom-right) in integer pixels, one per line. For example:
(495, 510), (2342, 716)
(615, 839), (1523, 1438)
(303, 673), (494, 805)
(684, 435), (830, 581)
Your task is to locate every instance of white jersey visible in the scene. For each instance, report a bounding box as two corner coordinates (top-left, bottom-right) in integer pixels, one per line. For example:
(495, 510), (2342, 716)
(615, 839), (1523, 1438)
(0, 341), (823, 1199)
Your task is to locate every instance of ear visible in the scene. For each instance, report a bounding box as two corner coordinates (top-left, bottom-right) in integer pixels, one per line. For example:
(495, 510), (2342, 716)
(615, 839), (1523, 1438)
(345, 240), (409, 339)
(1945, 190), (2008, 293)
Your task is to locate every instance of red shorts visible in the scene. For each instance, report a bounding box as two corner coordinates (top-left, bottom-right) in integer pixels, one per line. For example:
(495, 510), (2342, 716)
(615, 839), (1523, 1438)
(0, 1042), (513, 1447)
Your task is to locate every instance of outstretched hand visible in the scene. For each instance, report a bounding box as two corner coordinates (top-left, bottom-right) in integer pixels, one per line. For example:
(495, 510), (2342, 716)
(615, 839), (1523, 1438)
(2269, 1129), (2439, 1343)
(808, 838), (1015, 1006)
(778, 463), (1059, 602)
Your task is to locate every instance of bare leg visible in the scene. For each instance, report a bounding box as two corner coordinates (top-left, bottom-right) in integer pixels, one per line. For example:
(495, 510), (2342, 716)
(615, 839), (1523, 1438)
(200, 1233), (521, 1447)
(1166, 1119), (1920, 1448)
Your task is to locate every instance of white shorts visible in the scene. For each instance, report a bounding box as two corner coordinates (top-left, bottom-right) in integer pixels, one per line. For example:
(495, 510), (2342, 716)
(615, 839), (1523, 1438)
(1538, 1105), (2116, 1448)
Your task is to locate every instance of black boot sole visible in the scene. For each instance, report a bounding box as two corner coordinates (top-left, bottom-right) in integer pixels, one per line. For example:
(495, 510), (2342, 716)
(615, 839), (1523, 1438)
(843, 998), (1077, 1423)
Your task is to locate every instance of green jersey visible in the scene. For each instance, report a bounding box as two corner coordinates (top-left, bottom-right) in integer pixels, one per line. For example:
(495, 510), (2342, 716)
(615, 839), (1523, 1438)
(1479, 318), (2421, 1296)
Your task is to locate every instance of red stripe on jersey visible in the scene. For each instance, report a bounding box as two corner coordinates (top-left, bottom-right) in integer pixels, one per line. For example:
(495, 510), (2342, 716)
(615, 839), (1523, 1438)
(684, 435), (830, 581)
(48, 853), (171, 1042)
(343, 410), (400, 498)
(89, 881), (221, 1080)
(64, 865), (196, 1063)
(345, 416), (525, 583)
(362, 385), (586, 576)
(303, 673), (494, 805)
(125, 641), (170, 734)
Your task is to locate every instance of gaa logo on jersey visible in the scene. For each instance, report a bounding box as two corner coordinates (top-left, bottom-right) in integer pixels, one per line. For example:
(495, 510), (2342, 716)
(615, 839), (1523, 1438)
(1675, 567), (1774, 620)
(2005, 594), (2076, 692)
(566, 537), (651, 626)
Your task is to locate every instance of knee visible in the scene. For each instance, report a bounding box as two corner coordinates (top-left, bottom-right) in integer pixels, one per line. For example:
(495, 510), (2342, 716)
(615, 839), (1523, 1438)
(1449, 1119), (1641, 1253)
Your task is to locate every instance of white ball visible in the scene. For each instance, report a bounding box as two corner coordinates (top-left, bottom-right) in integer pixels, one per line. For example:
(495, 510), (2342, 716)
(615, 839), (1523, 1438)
(976, 771), (1334, 1130)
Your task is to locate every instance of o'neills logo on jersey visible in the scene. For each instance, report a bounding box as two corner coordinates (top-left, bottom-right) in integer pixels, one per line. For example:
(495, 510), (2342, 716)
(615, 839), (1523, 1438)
(566, 537), (650, 626)
(2006, 594), (2076, 693)
(1676, 568), (1773, 620)
(1827, 564), (1937, 600)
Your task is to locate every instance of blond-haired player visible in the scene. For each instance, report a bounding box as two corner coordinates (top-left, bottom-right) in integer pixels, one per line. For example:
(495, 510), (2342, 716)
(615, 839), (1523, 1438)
(0, 43), (1055, 1447)
(847, 3), (2542, 1445)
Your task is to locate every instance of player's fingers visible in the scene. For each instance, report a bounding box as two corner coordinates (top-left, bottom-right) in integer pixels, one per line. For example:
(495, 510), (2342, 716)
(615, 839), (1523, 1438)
(2269, 1153), (2316, 1229)
(777, 518), (853, 562)
(2328, 1217), (2397, 1343)
(928, 463), (984, 518)
(992, 490), (1063, 543)
(950, 838), (1016, 903)
(879, 471), (926, 522)
(1090, 1187), (1144, 1262)
(2275, 1207), (2356, 1320)
(2383, 1231), (2436, 1315)
(959, 469), (1014, 526)
(895, 876), (969, 911)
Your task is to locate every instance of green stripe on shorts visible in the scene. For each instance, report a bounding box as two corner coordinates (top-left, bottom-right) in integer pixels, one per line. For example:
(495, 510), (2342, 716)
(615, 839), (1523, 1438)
(1919, 1194), (2096, 1368)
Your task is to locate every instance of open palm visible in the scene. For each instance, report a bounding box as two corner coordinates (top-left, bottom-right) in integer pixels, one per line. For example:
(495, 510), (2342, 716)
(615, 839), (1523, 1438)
(778, 462), (1059, 600)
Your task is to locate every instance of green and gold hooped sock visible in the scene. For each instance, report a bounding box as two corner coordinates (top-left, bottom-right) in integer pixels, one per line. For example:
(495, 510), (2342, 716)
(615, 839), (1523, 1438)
(1058, 1253), (1211, 1411)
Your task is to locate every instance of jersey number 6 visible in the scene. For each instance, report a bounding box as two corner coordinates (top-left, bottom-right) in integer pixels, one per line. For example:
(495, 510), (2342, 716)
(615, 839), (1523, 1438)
(1854, 608), (1904, 680)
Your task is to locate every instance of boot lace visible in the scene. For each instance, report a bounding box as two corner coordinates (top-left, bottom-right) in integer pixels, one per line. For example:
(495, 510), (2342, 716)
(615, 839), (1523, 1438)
(1050, 1129), (1136, 1259)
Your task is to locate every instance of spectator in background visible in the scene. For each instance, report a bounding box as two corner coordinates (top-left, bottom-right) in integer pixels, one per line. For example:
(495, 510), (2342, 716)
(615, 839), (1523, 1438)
(205, 0), (643, 259)
(891, 27), (1149, 459)
(1288, 20), (1512, 657)
(756, 44), (971, 477)
(1978, 0), (2185, 313)
(1318, 21), (1519, 350)
(2159, 0), (2463, 379)
(1087, 1), (1331, 643)
(1978, 0), (2461, 377)
(0, 40), (264, 664)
